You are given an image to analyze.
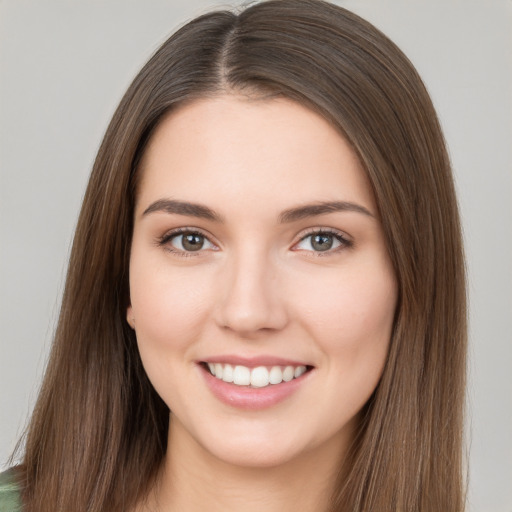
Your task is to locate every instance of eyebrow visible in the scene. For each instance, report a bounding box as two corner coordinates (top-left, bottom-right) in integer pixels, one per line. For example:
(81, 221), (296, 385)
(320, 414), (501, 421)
(278, 201), (374, 223)
(141, 198), (374, 223)
(142, 199), (223, 222)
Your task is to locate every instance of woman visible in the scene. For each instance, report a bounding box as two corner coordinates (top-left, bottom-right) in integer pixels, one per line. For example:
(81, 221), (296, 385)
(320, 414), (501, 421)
(0, 0), (467, 510)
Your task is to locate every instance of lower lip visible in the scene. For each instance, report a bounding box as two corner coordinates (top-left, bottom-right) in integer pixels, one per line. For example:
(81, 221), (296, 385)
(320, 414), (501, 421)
(200, 365), (310, 410)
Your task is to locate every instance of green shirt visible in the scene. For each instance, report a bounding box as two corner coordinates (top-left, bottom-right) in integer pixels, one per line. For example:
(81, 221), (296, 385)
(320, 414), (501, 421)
(0, 470), (22, 512)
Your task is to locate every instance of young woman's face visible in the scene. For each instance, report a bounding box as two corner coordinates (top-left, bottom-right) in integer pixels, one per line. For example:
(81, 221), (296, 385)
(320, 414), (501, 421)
(128, 95), (397, 468)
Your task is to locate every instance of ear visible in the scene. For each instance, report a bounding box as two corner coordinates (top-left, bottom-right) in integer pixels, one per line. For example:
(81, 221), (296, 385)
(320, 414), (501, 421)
(126, 305), (135, 329)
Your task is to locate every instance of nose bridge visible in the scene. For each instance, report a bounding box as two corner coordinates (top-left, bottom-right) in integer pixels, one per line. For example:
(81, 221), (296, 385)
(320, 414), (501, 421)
(216, 244), (288, 335)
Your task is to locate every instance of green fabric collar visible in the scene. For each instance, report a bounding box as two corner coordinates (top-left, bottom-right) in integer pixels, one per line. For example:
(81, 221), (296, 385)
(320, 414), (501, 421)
(0, 469), (22, 512)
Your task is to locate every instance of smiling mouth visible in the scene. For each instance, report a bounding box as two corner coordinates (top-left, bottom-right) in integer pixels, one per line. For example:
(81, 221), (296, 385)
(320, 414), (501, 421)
(201, 362), (313, 388)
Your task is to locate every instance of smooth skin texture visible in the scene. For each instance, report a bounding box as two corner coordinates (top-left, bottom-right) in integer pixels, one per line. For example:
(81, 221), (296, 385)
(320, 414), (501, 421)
(127, 95), (397, 512)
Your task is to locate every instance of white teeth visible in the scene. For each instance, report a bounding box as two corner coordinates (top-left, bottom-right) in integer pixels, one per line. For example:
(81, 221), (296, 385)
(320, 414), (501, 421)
(250, 366), (269, 388)
(282, 366), (294, 382)
(214, 363), (223, 380)
(207, 363), (308, 388)
(233, 365), (251, 385)
(222, 364), (234, 383)
(269, 366), (283, 384)
(294, 366), (306, 378)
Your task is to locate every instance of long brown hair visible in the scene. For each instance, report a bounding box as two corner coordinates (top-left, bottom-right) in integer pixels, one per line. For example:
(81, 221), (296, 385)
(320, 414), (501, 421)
(14, 1), (467, 510)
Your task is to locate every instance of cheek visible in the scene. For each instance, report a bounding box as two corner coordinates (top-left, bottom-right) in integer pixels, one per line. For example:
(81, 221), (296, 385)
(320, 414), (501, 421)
(296, 262), (397, 361)
(128, 255), (216, 409)
(128, 255), (215, 351)
(300, 266), (396, 425)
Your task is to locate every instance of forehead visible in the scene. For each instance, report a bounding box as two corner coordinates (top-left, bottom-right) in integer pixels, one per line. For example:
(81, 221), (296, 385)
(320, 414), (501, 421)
(136, 94), (375, 216)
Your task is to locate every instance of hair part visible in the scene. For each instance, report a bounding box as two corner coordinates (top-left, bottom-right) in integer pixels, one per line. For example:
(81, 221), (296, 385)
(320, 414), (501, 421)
(15, 1), (467, 511)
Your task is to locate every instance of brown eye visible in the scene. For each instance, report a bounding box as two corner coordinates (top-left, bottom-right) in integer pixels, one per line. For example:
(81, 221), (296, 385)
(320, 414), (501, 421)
(168, 231), (215, 252)
(311, 234), (334, 251)
(294, 230), (351, 253)
(181, 233), (205, 251)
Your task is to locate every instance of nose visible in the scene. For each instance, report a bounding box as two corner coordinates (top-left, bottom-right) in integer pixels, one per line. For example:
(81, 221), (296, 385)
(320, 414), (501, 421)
(214, 249), (289, 337)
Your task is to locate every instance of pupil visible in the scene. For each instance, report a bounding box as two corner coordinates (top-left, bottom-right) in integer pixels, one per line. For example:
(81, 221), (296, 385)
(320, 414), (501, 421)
(183, 234), (204, 251)
(312, 234), (333, 251)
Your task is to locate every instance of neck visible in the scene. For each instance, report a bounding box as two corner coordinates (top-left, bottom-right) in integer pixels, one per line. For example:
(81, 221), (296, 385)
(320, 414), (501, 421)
(144, 415), (350, 512)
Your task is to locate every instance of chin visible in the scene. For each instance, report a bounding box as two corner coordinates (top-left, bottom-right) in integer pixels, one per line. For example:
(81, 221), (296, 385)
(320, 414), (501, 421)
(190, 418), (347, 471)
(206, 438), (307, 469)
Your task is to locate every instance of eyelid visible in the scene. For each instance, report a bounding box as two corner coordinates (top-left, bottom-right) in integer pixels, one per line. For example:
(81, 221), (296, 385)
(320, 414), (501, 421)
(156, 226), (352, 256)
(291, 227), (353, 253)
(157, 226), (219, 255)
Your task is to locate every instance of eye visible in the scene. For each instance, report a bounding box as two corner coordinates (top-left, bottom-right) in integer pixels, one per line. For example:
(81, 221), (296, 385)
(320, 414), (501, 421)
(160, 229), (217, 254)
(293, 230), (352, 253)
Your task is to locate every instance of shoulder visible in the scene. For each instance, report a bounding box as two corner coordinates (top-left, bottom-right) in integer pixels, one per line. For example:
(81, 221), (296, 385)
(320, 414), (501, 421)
(0, 470), (22, 512)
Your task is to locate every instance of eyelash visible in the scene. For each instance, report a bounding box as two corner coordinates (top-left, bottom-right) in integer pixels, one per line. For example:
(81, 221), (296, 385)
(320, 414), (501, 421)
(156, 227), (353, 257)
(293, 228), (353, 256)
(157, 227), (217, 257)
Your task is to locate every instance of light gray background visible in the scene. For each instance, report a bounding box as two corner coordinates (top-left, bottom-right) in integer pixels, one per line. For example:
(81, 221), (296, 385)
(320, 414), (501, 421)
(1, 1), (511, 510)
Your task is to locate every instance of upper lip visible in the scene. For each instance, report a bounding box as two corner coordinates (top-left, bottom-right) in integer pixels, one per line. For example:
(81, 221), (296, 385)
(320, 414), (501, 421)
(199, 355), (312, 368)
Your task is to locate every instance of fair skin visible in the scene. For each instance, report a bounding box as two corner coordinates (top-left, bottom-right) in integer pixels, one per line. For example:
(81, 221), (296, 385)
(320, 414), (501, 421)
(127, 94), (397, 512)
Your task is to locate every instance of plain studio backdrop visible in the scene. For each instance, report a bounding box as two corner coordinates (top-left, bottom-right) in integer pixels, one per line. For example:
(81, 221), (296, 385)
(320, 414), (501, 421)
(0, 0), (510, 510)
